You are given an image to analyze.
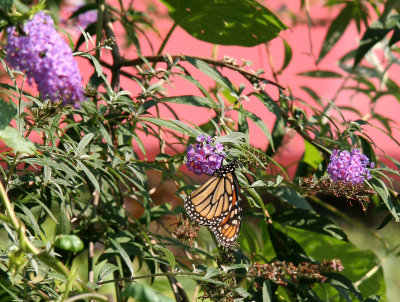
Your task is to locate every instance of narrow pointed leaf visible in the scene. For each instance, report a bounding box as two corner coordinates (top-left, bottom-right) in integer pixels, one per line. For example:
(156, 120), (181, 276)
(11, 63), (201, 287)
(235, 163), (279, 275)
(159, 0), (286, 46)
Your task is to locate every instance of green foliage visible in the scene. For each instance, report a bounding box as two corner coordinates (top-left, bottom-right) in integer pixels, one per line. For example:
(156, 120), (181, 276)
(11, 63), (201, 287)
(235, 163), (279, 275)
(122, 283), (174, 301)
(0, 126), (36, 154)
(159, 0), (287, 46)
(0, 0), (398, 301)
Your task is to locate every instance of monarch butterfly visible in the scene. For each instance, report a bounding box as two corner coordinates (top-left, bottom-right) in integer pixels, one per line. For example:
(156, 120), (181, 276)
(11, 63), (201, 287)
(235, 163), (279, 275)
(184, 160), (242, 247)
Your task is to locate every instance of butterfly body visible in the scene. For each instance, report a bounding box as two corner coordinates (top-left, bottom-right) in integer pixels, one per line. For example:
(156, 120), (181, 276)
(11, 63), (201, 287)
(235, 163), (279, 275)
(184, 161), (242, 247)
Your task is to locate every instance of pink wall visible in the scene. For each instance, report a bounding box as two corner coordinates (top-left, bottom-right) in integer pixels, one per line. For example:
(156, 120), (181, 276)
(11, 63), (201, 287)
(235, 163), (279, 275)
(98, 0), (397, 166)
(5, 1), (399, 172)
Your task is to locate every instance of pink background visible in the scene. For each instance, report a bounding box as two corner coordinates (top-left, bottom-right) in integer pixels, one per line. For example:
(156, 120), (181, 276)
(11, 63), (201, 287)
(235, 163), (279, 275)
(86, 0), (399, 166)
(8, 0), (399, 175)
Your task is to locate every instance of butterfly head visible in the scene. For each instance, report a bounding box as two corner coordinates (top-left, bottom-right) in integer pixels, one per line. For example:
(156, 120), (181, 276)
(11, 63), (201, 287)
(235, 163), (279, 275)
(214, 159), (239, 177)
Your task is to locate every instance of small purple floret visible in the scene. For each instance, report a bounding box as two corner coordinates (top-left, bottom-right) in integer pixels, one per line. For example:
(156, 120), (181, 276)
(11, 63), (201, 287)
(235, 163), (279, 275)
(186, 134), (226, 175)
(327, 148), (374, 184)
(5, 12), (85, 107)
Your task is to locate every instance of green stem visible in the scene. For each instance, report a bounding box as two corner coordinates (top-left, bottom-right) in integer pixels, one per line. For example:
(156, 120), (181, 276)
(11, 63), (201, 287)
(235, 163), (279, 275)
(0, 213), (11, 224)
(5, 152), (19, 192)
(23, 279), (52, 301)
(97, 271), (204, 285)
(6, 76), (28, 191)
(95, 0), (106, 60)
(64, 293), (109, 302)
(0, 181), (21, 229)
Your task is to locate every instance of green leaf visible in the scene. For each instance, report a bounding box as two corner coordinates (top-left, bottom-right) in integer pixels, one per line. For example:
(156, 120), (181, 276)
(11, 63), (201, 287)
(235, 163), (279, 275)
(273, 208), (348, 241)
(376, 214), (392, 230)
(170, 120), (201, 137)
(139, 203), (172, 224)
(140, 117), (200, 137)
(98, 263), (119, 282)
(159, 0), (286, 46)
(288, 227), (385, 299)
(132, 132), (147, 157)
(253, 93), (282, 121)
(302, 140), (324, 169)
(20, 189), (57, 223)
(0, 0), (12, 13)
(325, 273), (363, 301)
(120, 13), (142, 52)
(389, 24), (400, 46)
(56, 201), (71, 235)
(154, 245), (175, 269)
(75, 133), (94, 156)
(358, 135), (376, 164)
(0, 99), (16, 129)
(80, 53), (103, 76)
(279, 38), (292, 73)
(318, 3), (354, 63)
(300, 86), (321, 104)
(296, 140), (325, 177)
(175, 73), (215, 100)
(110, 238), (134, 277)
(185, 57), (235, 92)
(238, 109), (274, 151)
(268, 225), (307, 262)
(238, 107), (250, 143)
(13, 0), (29, 13)
(266, 115), (285, 156)
(162, 95), (217, 110)
(0, 126), (35, 154)
(76, 160), (100, 192)
(262, 280), (272, 302)
(136, 99), (158, 116)
(364, 295), (381, 302)
(249, 180), (268, 188)
(298, 70), (342, 78)
(122, 283), (174, 302)
(97, 122), (113, 146)
(268, 187), (313, 210)
(354, 14), (400, 67)
(215, 132), (247, 146)
(16, 203), (42, 237)
(370, 177), (400, 221)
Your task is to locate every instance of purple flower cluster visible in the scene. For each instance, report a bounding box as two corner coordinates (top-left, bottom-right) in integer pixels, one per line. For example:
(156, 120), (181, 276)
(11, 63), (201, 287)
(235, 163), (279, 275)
(327, 148), (374, 184)
(186, 134), (225, 175)
(5, 12), (85, 107)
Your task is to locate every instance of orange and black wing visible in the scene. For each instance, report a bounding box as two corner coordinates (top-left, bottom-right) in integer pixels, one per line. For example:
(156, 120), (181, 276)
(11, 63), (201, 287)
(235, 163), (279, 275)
(184, 161), (239, 226)
(210, 195), (242, 247)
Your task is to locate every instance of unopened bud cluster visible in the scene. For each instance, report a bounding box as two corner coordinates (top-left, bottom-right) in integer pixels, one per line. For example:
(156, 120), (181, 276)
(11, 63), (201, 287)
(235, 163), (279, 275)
(173, 214), (199, 246)
(249, 259), (344, 286)
(300, 177), (376, 210)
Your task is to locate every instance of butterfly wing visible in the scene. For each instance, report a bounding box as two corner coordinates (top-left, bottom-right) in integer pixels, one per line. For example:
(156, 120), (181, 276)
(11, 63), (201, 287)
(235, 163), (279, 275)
(210, 195), (242, 247)
(184, 161), (239, 226)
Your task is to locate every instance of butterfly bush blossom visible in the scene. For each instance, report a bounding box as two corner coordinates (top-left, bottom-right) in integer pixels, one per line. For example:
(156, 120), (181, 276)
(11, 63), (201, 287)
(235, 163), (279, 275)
(186, 134), (225, 175)
(327, 148), (374, 184)
(5, 12), (84, 107)
(77, 10), (98, 28)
